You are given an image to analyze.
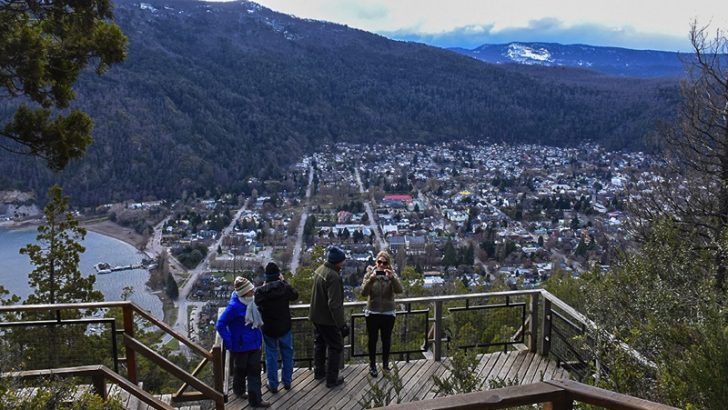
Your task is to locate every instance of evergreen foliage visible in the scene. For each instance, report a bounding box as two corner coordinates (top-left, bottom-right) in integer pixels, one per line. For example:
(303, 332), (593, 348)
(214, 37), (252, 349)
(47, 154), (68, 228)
(8, 186), (105, 372)
(358, 363), (404, 409)
(165, 272), (179, 300)
(19, 185), (103, 305)
(0, 0), (680, 205)
(0, 0), (127, 170)
(548, 219), (728, 408)
(0, 377), (124, 410)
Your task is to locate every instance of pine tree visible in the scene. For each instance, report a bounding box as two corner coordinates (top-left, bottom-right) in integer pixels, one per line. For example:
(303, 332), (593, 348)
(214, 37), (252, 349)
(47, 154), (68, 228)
(165, 273), (179, 301)
(13, 185), (104, 371)
(20, 185), (103, 305)
(1, 0), (127, 170)
(442, 240), (457, 268)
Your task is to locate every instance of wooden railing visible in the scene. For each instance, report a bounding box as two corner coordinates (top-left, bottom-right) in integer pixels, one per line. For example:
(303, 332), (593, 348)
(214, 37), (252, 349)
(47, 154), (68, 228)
(0, 290), (656, 409)
(1, 365), (173, 410)
(0, 301), (225, 410)
(375, 379), (680, 410)
(281, 289), (650, 382)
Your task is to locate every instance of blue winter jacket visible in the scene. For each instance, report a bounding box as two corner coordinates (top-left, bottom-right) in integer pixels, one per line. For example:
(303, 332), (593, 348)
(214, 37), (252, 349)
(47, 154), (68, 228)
(216, 291), (263, 353)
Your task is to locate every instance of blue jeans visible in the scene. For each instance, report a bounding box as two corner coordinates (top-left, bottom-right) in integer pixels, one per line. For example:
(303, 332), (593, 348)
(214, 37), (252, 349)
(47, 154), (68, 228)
(263, 331), (294, 388)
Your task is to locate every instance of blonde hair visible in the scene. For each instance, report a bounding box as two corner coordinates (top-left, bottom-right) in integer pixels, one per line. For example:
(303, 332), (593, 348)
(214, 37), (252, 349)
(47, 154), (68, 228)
(375, 250), (392, 266)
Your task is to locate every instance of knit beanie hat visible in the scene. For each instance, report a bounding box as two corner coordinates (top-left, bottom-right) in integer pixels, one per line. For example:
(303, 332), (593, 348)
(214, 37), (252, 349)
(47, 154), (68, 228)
(327, 246), (346, 264)
(265, 262), (281, 282)
(234, 276), (254, 297)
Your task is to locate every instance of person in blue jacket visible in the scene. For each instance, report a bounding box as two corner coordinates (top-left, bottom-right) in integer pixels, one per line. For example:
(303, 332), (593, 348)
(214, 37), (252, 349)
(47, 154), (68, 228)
(216, 276), (270, 408)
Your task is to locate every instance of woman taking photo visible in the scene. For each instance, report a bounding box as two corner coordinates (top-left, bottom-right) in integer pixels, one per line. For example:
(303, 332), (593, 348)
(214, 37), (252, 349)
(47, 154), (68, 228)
(361, 250), (403, 377)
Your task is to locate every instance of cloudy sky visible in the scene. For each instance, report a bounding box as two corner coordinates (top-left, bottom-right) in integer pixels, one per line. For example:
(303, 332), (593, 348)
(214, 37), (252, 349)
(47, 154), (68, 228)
(248, 0), (728, 51)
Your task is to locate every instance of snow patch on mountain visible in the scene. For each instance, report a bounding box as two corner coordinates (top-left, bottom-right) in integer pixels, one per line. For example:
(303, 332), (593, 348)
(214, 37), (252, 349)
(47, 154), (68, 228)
(506, 44), (553, 64)
(140, 3), (157, 12)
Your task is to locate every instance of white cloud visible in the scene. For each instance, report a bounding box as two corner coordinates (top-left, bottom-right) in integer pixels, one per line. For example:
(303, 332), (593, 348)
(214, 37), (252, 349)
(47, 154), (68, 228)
(250, 0), (728, 50)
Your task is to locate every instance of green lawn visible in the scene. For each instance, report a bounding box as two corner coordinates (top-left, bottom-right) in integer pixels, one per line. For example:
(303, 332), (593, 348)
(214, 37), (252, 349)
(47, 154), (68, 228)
(165, 338), (180, 350)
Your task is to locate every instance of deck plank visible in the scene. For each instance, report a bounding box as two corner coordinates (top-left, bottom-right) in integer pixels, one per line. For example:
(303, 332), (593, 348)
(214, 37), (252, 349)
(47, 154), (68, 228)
(511, 349), (536, 385)
(398, 359), (437, 403)
(221, 350), (566, 410)
(486, 350), (521, 388)
(523, 353), (544, 384)
(502, 350), (528, 384)
(530, 354), (552, 384)
(423, 358), (451, 400)
(403, 359), (442, 402)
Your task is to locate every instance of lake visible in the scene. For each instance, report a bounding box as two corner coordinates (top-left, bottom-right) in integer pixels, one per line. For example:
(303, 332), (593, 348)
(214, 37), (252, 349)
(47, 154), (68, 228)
(0, 227), (163, 318)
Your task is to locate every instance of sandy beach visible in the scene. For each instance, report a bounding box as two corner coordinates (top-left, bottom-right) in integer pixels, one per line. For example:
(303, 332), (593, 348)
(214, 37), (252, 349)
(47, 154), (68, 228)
(1, 218), (148, 252)
(83, 220), (148, 251)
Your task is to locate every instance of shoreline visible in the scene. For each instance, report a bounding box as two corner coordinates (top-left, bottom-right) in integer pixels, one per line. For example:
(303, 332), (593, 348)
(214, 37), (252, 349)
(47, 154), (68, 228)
(2, 218), (174, 324)
(1, 218), (149, 254)
(83, 219), (149, 253)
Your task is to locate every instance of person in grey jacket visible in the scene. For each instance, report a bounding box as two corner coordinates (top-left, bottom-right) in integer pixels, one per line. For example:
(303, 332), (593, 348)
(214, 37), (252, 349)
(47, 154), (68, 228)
(361, 250), (403, 377)
(309, 246), (348, 388)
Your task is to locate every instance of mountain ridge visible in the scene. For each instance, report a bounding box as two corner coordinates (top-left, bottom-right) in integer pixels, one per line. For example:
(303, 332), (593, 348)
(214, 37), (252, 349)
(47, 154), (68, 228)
(0, 0), (681, 205)
(449, 42), (687, 78)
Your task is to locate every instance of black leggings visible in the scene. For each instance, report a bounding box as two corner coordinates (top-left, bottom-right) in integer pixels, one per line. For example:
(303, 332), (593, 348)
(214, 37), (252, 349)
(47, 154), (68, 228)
(366, 314), (396, 367)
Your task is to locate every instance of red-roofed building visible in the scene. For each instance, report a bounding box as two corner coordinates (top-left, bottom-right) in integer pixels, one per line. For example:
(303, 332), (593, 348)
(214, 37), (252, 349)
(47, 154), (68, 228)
(383, 195), (413, 201)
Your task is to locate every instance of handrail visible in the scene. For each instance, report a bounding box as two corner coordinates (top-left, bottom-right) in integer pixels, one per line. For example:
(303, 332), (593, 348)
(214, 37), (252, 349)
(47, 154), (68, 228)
(174, 314), (226, 403)
(0, 289), (655, 409)
(0, 300), (225, 409)
(0, 301), (212, 361)
(287, 289), (651, 370)
(375, 379), (680, 410)
(288, 289), (543, 310)
(130, 304), (212, 359)
(540, 290), (657, 370)
(1, 365), (173, 410)
(124, 335), (224, 407)
(0, 301), (129, 312)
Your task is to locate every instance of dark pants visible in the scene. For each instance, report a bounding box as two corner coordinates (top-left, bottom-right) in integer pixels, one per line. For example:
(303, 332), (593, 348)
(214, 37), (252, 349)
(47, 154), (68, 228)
(231, 349), (263, 405)
(366, 314), (395, 367)
(313, 324), (343, 384)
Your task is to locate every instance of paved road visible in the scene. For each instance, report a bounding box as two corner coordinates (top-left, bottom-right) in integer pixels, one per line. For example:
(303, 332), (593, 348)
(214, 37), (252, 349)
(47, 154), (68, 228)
(354, 166), (387, 249)
(289, 165), (314, 275)
(143, 216), (188, 277)
(143, 216), (169, 259)
(161, 199), (250, 348)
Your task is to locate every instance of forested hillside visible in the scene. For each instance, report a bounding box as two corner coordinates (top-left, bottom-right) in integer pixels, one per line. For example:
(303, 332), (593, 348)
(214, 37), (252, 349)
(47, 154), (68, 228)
(0, 0), (681, 205)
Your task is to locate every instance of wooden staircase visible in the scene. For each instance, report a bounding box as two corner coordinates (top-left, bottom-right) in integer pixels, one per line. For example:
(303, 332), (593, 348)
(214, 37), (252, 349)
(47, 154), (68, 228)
(107, 383), (200, 410)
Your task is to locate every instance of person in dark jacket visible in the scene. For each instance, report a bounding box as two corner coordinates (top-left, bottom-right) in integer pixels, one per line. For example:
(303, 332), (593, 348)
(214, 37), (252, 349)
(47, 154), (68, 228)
(308, 246), (348, 388)
(254, 262), (299, 393)
(216, 276), (270, 408)
(361, 250), (403, 377)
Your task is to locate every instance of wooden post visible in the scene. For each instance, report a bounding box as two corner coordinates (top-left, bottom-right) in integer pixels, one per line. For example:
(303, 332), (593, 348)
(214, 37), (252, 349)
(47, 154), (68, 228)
(212, 345), (223, 393)
(543, 389), (574, 410)
(212, 344), (224, 403)
(529, 292), (539, 353)
(433, 300), (443, 361)
(91, 371), (107, 399)
(541, 297), (552, 356)
(122, 303), (137, 384)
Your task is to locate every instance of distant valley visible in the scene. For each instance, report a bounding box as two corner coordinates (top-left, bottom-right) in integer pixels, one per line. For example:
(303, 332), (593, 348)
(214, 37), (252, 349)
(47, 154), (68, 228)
(0, 0), (681, 206)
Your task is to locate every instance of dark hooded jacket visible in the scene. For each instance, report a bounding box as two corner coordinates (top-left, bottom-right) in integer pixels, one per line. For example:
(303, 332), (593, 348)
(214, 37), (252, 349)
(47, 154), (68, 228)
(254, 280), (299, 338)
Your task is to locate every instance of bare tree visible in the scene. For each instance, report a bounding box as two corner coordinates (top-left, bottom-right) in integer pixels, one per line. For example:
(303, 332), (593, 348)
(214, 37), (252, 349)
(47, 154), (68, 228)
(631, 22), (728, 289)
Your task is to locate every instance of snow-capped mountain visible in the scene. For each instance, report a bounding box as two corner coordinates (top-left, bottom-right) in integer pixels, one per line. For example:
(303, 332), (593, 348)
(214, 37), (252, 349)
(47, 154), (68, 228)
(450, 42), (686, 78)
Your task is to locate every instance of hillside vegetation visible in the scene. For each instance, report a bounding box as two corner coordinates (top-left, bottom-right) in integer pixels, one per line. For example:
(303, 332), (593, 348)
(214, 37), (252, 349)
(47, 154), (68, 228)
(0, 0), (681, 205)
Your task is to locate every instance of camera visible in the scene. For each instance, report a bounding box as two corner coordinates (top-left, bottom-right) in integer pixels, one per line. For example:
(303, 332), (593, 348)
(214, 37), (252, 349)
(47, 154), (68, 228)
(375, 270), (385, 276)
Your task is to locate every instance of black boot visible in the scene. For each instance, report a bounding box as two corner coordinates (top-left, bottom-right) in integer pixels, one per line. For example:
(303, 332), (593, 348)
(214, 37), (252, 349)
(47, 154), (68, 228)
(326, 350), (343, 387)
(313, 344), (326, 380)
